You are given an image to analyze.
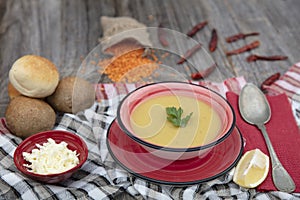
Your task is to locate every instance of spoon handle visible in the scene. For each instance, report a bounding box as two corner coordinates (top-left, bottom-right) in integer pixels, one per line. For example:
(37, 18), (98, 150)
(257, 124), (296, 193)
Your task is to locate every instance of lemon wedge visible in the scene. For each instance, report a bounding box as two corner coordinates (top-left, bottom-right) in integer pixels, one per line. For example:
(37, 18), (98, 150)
(233, 148), (270, 188)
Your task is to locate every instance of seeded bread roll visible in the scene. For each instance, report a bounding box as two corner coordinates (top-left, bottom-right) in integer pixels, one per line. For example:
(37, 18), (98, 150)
(5, 96), (56, 138)
(9, 55), (59, 98)
(47, 76), (95, 114)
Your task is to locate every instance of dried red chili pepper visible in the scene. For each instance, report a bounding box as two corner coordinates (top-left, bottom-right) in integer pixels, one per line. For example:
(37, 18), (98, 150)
(225, 32), (259, 43)
(191, 64), (217, 80)
(226, 40), (260, 56)
(246, 54), (288, 62)
(209, 29), (218, 52)
(177, 43), (202, 64)
(187, 20), (208, 37)
(261, 72), (281, 90)
(158, 24), (169, 47)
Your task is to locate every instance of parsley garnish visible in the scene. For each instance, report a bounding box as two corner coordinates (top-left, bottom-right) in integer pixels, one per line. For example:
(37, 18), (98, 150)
(166, 106), (193, 127)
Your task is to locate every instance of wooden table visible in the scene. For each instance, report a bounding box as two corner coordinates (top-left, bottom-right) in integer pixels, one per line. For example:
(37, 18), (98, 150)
(0, 1), (299, 199)
(1, 0), (300, 116)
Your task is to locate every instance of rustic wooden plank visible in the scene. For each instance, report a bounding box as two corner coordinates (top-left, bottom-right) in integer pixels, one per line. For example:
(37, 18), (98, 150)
(0, 0), (300, 118)
(219, 0), (299, 83)
(0, 0), (116, 116)
(0, 1), (300, 199)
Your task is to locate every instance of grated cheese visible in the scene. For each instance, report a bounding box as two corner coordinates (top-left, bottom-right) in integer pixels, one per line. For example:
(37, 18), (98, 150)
(22, 138), (79, 174)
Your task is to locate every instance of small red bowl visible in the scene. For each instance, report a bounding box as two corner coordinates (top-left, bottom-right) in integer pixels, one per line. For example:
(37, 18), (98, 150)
(14, 130), (88, 184)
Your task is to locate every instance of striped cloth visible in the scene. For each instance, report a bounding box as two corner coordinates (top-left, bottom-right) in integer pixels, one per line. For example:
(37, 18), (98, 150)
(264, 62), (300, 126)
(0, 76), (299, 200)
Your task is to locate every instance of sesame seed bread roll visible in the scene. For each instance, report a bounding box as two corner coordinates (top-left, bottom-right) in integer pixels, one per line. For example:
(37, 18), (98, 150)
(9, 55), (59, 98)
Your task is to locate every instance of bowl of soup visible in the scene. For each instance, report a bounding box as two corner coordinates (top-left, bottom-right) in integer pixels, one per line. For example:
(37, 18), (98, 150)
(117, 81), (235, 160)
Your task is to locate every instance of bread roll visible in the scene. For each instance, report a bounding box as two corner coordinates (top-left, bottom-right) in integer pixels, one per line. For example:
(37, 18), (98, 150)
(7, 82), (21, 100)
(47, 76), (95, 114)
(9, 55), (59, 98)
(5, 96), (56, 138)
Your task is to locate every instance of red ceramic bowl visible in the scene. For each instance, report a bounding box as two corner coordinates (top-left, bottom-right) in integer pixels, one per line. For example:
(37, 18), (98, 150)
(117, 81), (235, 160)
(14, 130), (88, 184)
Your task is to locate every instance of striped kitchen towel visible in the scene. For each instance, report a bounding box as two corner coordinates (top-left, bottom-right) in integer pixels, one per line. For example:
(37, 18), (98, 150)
(263, 62), (300, 126)
(1, 74), (299, 200)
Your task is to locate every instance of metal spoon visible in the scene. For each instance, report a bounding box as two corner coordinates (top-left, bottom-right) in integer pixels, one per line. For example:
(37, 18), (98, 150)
(239, 83), (295, 193)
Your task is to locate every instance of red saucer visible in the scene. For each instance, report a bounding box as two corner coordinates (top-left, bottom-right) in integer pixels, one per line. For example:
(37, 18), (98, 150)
(106, 119), (243, 185)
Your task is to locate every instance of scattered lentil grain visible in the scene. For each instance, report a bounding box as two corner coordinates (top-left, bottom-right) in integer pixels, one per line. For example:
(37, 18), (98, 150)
(98, 41), (159, 83)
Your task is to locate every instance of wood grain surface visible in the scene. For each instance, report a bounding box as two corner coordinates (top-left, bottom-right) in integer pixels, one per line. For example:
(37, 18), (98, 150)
(0, 1), (300, 199)
(1, 0), (299, 117)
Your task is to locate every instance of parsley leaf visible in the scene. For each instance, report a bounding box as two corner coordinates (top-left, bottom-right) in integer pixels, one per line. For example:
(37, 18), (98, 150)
(166, 107), (193, 127)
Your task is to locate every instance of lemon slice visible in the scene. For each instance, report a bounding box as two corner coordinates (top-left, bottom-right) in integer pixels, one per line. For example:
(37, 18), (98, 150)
(233, 148), (270, 188)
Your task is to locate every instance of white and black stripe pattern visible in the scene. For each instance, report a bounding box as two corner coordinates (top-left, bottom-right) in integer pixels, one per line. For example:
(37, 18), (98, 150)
(1, 77), (299, 199)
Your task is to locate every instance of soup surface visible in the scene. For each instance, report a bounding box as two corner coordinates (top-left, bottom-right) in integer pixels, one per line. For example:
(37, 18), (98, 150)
(130, 95), (222, 148)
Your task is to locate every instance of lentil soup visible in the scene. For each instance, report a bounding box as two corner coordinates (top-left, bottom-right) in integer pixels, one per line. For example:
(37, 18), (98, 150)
(130, 95), (222, 148)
